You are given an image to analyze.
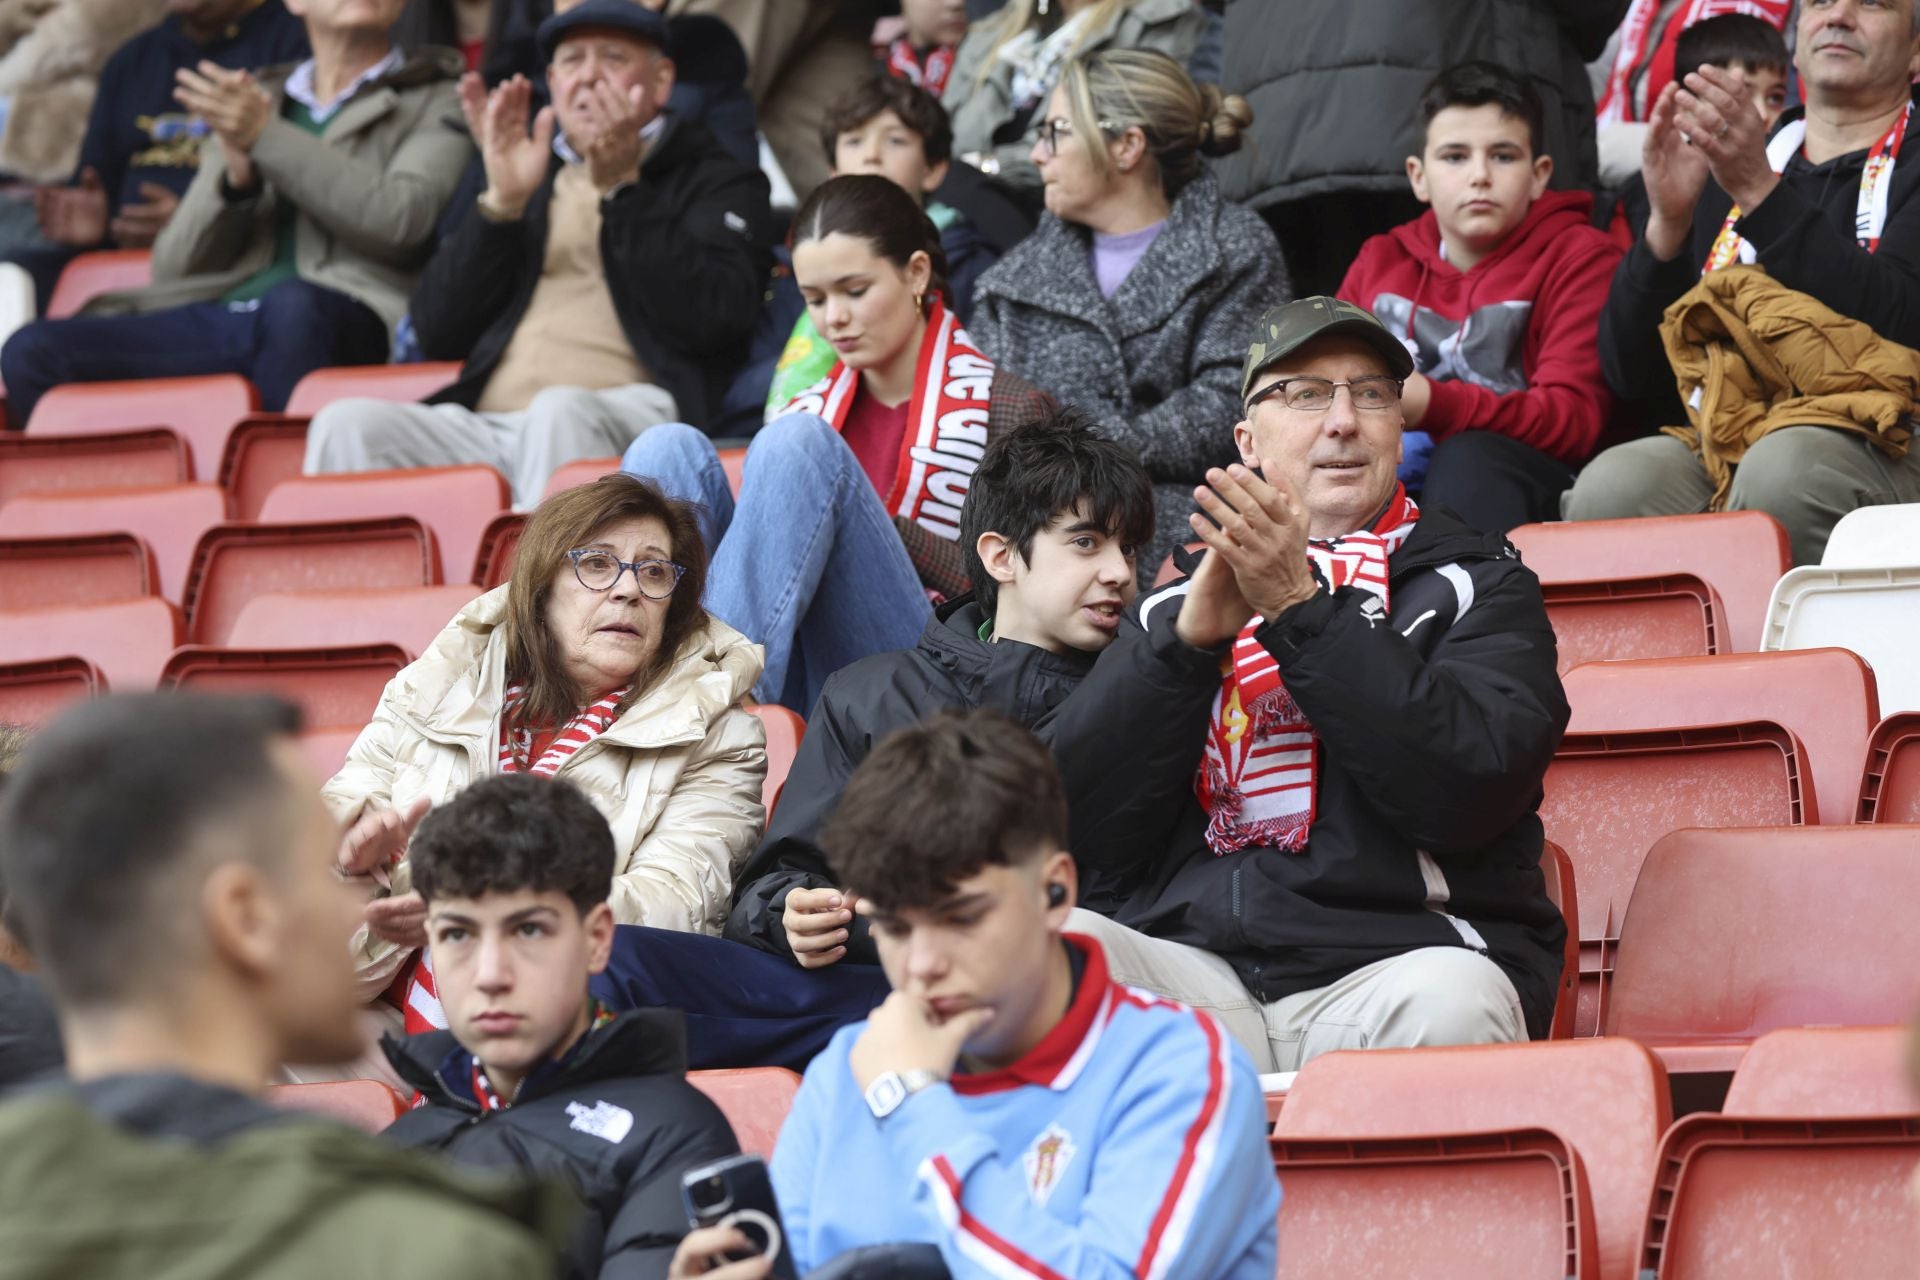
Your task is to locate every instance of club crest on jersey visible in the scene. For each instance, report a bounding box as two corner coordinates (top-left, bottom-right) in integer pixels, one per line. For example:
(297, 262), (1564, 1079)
(1022, 1124), (1077, 1206)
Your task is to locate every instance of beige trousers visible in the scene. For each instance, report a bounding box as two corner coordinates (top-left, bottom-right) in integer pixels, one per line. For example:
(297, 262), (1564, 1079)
(1066, 908), (1527, 1074)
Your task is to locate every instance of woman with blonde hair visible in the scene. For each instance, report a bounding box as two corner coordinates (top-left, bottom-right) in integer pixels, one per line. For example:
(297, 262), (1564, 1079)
(943, 0), (1210, 194)
(970, 47), (1288, 578)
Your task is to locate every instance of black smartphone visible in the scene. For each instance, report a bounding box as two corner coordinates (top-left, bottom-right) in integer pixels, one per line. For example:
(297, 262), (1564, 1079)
(680, 1153), (801, 1280)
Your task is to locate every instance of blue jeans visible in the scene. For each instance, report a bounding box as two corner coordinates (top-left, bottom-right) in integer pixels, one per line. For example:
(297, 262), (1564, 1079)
(621, 413), (932, 712)
(0, 277), (387, 424)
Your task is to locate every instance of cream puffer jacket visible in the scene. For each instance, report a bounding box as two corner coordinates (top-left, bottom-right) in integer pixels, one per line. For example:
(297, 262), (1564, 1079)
(323, 586), (767, 997)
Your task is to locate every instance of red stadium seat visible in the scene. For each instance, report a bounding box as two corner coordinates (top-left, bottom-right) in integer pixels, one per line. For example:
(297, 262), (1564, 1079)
(298, 726), (362, 782)
(472, 512), (525, 588)
(1538, 840), (1579, 1041)
(226, 585), (480, 658)
(1637, 1027), (1920, 1279)
(0, 656), (104, 725)
(182, 517), (438, 646)
(0, 429), (189, 508)
(1545, 650), (1877, 1035)
(217, 419), (309, 521)
(283, 361), (463, 418)
(1275, 1038), (1669, 1280)
(1605, 825), (1920, 1073)
(161, 644), (408, 734)
(0, 596), (182, 692)
(0, 482), (227, 601)
(1509, 512), (1790, 654)
(718, 446), (746, 497)
(44, 249), (152, 319)
(1857, 712), (1920, 823)
(27, 375), (258, 482)
(749, 703), (804, 816)
(1534, 573), (1726, 674)
(266, 1080), (408, 1133)
(257, 466), (509, 587)
(689, 1068), (801, 1161)
(540, 456), (621, 501)
(0, 532), (155, 607)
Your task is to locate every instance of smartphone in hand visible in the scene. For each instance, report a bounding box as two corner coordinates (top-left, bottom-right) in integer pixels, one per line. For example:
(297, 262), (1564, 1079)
(681, 1153), (801, 1280)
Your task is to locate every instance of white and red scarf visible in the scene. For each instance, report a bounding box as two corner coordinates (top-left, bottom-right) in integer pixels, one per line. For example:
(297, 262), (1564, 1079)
(1195, 486), (1421, 855)
(1596, 0), (1792, 126)
(887, 37), (954, 99)
(776, 296), (994, 543)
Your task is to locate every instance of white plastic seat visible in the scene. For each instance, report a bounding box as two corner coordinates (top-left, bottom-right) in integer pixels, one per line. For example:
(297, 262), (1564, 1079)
(1819, 503), (1920, 568)
(1761, 564), (1920, 714)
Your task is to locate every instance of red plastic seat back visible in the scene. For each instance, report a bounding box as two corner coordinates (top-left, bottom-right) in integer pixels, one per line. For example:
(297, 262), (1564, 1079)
(1858, 712), (1920, 823)
(266, 1080), (408, 1133)
(1723, 1027), (1919, 1119)
(0, 597), (182, 692)
(161, 644), (408, 732)
(258, 466), (508, 588)
(1536, 573), (1725, 673)
(45, 249), (152, 319)
(1606, 825), (1920, 1062)
(0, 483), (227, 601)
(27, 375), (258, 481)
(1277, 1038), (1670, 1280)
(749, 703), (803, 816)
(1538, 840), (1579, 1041)
(688, 1068), (801, 1160)
(0, 533), (155, 607)
(0, 429), (189, 508)
(283, 362), (463, 418)
(540, 456), (622, 501)
(182, 518), (438, 646)
(217, 419), (310, 521)
(0, 657), (103, 725)
(226, 585), (479, 658)
(472, 512), (525, 588)
(1510, 511), (1790, 652)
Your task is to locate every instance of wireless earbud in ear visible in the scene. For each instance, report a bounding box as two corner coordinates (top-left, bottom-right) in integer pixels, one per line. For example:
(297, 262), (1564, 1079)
(1047, 883), (1067, 909)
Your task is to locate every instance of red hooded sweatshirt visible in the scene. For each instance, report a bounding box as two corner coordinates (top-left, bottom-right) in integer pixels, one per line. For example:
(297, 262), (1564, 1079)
(1337, 188), (1623, 464)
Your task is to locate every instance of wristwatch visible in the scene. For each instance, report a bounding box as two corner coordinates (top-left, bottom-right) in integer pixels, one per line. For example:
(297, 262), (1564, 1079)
(864, 1069), (944, 1119)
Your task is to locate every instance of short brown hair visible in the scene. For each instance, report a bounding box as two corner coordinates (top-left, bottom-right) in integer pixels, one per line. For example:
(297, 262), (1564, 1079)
(504, 474), (709, 735)
(819, 74), (953, 168)
(820, 710), (1066, 913)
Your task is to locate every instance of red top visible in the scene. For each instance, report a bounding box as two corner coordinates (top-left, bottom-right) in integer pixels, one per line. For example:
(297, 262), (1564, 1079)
(840, 385), (911, 499)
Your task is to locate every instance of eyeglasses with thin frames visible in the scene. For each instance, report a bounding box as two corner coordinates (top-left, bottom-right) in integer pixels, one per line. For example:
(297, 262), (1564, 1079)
(1038, 115), (1120, 158)
(1244, 376), (1405, 414)
(567, 548), (686, 599)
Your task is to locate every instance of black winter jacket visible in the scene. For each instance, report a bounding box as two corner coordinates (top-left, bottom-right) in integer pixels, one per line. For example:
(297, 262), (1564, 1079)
(1070, 510), (1570, 1039)
(409, 114), (771, 428)
(0, 966), (62, 1092)
(382, 1009), (738, 1280)
(723, 599), (1097, 962)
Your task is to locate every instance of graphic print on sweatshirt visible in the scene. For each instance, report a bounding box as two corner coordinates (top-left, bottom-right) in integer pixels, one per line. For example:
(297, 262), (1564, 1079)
(1369, 294), (1532, 395)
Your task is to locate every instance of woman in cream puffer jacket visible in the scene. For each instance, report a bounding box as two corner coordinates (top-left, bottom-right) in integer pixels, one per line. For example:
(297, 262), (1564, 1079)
(325, 475), (767, 999)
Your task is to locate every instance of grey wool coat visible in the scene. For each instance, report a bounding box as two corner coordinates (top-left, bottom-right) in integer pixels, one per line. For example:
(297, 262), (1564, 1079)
(968, 171), (1290, 578)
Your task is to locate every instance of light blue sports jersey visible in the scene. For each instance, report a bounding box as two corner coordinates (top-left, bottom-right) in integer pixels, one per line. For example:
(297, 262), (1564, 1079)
(770, 934), (1280, 1279)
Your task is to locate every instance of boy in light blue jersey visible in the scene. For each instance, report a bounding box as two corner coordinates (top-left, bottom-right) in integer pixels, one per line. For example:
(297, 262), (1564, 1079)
(669, 710), (1278, 1280)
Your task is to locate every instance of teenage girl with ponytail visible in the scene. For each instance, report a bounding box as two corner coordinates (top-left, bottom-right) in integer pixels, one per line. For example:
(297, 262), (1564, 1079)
(621, 173), (1055, 712)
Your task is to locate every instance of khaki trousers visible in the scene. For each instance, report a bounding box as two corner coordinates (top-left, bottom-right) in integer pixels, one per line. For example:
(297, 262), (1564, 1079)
(1066, 909), (1526, 1074)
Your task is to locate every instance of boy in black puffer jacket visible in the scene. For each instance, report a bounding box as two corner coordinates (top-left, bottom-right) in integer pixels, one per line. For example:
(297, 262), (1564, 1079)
(382, 774), (738, 1280)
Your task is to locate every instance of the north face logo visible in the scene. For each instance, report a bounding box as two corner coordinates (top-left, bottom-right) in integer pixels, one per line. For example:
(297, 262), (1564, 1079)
(566, 1099), (634, 1144)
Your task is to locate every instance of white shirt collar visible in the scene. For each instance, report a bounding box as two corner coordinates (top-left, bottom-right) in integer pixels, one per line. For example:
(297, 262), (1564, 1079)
(283, 47), (404, 123)
(555, 110), (667, 165)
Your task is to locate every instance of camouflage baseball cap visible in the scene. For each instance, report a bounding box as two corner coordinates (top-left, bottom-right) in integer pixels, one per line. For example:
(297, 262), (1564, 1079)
(1241, 295), (1415, 401)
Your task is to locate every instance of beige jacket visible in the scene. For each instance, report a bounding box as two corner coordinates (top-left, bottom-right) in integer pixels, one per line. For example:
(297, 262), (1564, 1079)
(0, 0), (158, 182)
(88, 47), (471, 336)
(324, 586), (768, 996)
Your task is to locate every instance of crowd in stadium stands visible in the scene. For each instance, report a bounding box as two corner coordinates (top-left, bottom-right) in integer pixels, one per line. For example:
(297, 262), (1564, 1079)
(1, 0), (1919, 1274)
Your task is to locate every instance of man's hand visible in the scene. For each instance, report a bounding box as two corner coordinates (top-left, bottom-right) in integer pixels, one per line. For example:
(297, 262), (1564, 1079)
(580, 79), (646, 193)
(1674, 66), (1777, 213)
(336, 796), (432, 879)
(668, 1227), (773, 1279)
(1174, 537), (1254, 649)
(1641, 79), (1714, 261)
(467, 73), (554, 218)
(35, 167), (108, 246)
(782, 885), (854, 968)
(1189, 462), (1319, 623)
(174, 62), (272, 152)
(365, 890), (428, 949)
(109, 182), (180, 248)
(848, 990), (991, 1093)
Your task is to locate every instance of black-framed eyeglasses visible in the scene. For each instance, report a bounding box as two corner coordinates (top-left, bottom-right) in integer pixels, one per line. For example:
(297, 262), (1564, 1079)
(1245, 376), (1405, 414)
(567, 548), (686, 599)
(1038, 114), (1119, 157)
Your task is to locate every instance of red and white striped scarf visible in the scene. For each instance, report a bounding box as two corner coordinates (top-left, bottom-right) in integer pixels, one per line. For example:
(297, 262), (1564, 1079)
(886, 37), (954, 99)
(497, 682), (629, 777)
(1195, 486), (1420, 855)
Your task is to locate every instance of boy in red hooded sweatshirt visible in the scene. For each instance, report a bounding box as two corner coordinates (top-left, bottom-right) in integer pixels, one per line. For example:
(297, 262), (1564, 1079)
(1338, 60), (1623, 533)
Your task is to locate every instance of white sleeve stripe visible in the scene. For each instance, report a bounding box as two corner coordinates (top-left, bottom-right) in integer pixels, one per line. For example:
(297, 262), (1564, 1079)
(1141, 1013), (1236, 1280)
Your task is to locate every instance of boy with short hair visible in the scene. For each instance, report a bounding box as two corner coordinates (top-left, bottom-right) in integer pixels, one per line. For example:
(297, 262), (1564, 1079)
(671, 711), (1278, 1279)
(382, 774), (739, 1280)
(1337, 59), (1624, 533)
